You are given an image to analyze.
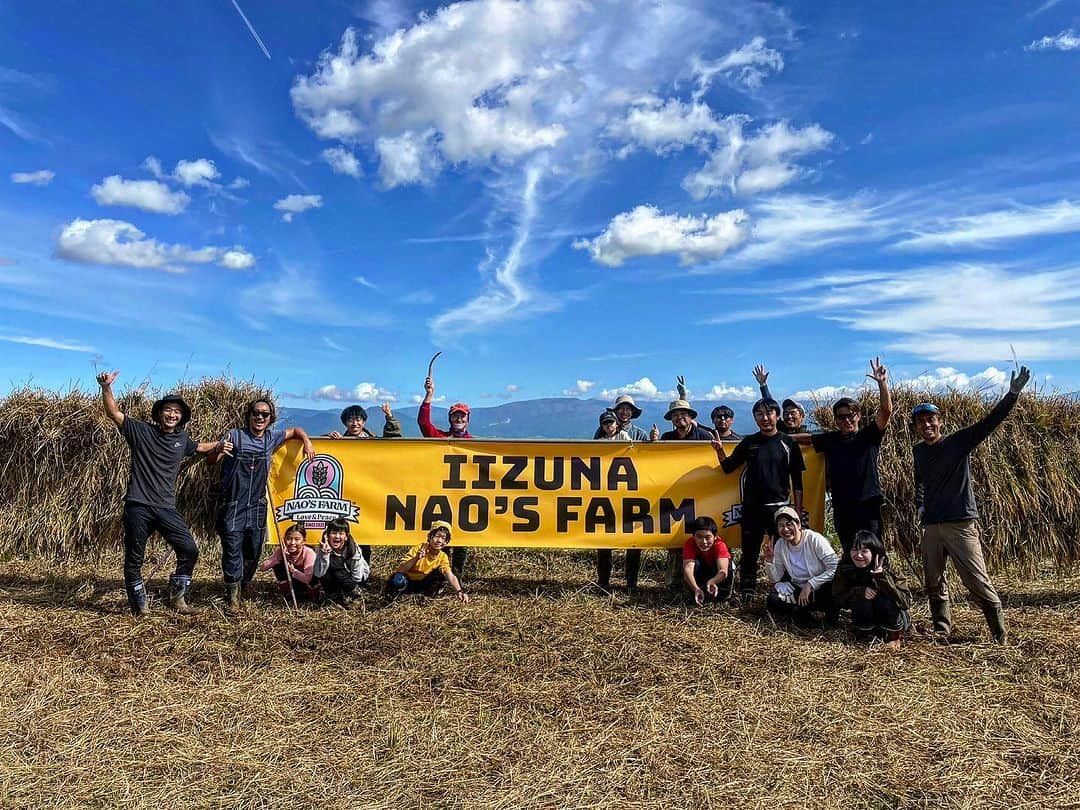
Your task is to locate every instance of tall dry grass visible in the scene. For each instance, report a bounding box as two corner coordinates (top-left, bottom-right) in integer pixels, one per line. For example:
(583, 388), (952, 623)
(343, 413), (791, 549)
(1, 377), (1078, 572)
(811, 384), (1080, 576)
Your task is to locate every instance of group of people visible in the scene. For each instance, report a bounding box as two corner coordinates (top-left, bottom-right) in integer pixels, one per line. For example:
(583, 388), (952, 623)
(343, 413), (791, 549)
(97, 356), (1032, 645)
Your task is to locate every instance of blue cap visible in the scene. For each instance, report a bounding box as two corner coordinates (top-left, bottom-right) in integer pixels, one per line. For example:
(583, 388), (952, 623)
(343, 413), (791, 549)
(910, 402), (940, 418)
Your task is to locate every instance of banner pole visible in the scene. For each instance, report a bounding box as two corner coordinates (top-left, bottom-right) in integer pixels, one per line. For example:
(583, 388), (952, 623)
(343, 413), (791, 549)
(266, 481), (298, 611)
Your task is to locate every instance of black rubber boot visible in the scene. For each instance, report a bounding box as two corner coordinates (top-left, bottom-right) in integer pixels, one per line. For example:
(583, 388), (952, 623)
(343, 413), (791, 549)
(224, 582), (242, 617)
(929, 599), (952, 637)
(169, 575), (202, 616)
(982, 603), (1007, 643)
(126, 580), (148, 617)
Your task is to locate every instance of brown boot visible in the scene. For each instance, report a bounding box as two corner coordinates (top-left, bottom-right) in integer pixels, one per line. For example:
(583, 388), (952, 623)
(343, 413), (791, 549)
(929, 599), (952, 638)
(224, 582), (242, 617)
(168, 576), (202, 616)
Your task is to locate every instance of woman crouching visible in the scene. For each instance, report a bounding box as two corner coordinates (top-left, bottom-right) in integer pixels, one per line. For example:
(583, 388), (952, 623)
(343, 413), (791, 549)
(765, 506), (839, 623)
(832, 530), (911, 649)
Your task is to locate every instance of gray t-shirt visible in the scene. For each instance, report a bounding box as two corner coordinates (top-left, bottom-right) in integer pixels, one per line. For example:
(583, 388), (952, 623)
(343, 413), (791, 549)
(119, 418), (197, 509)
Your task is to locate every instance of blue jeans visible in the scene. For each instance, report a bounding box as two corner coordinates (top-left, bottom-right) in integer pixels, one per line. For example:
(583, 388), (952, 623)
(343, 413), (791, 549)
(217, 520), (265, 584)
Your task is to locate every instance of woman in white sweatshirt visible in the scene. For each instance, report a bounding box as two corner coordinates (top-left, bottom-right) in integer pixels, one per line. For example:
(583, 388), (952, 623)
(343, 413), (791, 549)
(765, 506), (839, 622)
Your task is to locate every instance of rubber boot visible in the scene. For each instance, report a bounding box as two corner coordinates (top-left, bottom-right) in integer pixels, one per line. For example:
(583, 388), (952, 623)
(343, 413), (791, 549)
(665, 549), (683, 592)
(929, 599), (952, 637)
(126, 579), (148, 617)
(169, 575), (202, 616)
(625, 550), (641, 596)
(450, 546), (468, 581)
(224, 582), (242, 617)
(981, 603), (1007, 643)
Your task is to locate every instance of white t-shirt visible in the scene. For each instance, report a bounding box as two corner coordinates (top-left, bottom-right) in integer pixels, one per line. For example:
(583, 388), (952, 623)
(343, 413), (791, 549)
(783, 539), (815, 585)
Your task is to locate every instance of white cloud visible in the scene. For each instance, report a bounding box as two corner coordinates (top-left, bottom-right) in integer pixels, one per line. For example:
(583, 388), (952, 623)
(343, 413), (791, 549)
(229, 177), (250, 190)
(411, 393), (447, 404)
(724, 193), (884, 266)
(888, 334), (1080, 363)
(312, 382), (397, 402)
(1025, 29), (1080, 51)
(323, 337), (345, 352)
(11, 169), (54, 186)
(238, 264), (389, 329)
(575, 204), (749, 267)
(374, 132), (439, 188)
(142, 156), (166, 178)
(599, 376), (674, 402)
(702, 384), (758, 400)
(0, 335), (95, 353)
(791, 384), (858, 402)
(173, 158), (220, 187)
(219, 248), (256, 270)
(321, 146), (363, 178)
(692, 37), (784, 95)
(354, 275), (378, 289)
(91, 176), (190, 215)
(683, 120), (833, 200)
(606, 96), (732, 155)
(499, 383), (519, 399)
(894, 200), (1080, 250)
(563, 379), (596, 396)
(274, 193), (323, 222)
(898, 366), (1009, 391)
(55, 218), (255, 273)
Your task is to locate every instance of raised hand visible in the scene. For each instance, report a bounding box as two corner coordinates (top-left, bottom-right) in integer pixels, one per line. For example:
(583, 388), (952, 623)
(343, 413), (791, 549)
(424, 376), (435, 395)
(96, 370), (119, 388)
(381, 402), (393, 418)
(1010, 365), (1031, 394)
(676, 375), (687, 400)
(753, 364), (769, 386)
(867, 357), (888, 385)
(650, 424), (660, 441)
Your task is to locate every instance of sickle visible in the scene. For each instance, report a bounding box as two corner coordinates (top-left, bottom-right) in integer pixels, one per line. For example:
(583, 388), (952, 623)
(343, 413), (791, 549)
(427, 351), (442, 377)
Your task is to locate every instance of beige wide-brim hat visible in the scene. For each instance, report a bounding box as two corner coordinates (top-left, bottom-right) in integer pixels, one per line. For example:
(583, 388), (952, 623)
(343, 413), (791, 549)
(664, 399), (698, 420)
(612, 394), (643, 419)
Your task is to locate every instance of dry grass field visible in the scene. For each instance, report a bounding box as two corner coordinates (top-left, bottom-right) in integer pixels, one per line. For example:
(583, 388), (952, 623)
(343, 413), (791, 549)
(1, 549), (1077, 810)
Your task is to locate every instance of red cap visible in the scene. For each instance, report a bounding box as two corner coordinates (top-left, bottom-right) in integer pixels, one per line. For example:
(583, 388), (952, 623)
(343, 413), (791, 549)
(448, 402), (470, 417)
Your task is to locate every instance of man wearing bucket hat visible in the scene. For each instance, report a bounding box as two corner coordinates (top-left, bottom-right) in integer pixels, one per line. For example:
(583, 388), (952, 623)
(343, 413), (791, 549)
(593, 394), (653, 442)
(418, 373), (473, 576)
(97, 370), (225, 617)
(911, 366), (1031, 643)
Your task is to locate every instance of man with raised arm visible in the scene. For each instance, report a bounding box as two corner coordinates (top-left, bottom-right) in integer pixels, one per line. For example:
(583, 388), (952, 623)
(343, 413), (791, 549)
(911, 366), (1031, 643)
(712, 398), (805, 602)
(417, 373), (472, 577)
(803, 358), (892, 556)
(97, 371), (223, 617)
(752, 364), (807, 434)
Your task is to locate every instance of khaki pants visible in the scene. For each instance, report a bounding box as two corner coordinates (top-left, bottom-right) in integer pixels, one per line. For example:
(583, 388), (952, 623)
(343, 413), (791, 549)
(922, 519), (1002, 610)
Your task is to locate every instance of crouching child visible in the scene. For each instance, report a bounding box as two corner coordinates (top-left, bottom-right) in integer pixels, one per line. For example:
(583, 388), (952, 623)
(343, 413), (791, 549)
(313, 518), (370, 606)
(681, 516), (734, 606)
(765, 506), (839, 623)
(258, 524), (320, 603)
(832, 530), (911, 648)
(385, 521), (469, 604)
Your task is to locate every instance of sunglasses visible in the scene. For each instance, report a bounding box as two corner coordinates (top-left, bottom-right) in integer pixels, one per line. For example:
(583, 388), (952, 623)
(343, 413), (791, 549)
(834, 412), (857, 422)
(251, 410), (272, 419)
(714, 414), (733, 420)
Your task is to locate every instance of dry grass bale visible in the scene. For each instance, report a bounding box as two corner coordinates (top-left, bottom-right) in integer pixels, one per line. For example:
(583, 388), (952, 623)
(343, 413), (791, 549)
(0, 557), (1077, 809)
(0, 378), (269, 559)
(812, 386), (1080, 576)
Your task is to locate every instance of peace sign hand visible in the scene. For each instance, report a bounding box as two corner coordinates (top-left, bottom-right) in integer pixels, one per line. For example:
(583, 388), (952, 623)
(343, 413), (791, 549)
(867, 357), (888, 385)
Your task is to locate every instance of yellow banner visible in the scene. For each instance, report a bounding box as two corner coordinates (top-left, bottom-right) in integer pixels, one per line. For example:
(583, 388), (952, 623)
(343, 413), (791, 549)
(266, 438), (826, 550)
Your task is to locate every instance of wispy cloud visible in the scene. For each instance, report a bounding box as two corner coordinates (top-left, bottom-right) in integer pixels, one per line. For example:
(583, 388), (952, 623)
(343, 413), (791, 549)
(562, 379), (595, 396)
(895, 199), (1080, 250)
(274, 194), (323, 222)
(0, 335), (96, 353)
(599, 377), (676, 402)
(11, 169), (54, 186)
(354, 275), (378, 290)
(1025, 29), (1080, 52)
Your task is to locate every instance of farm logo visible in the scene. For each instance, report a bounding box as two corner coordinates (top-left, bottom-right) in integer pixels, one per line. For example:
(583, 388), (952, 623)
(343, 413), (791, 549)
(275, 454), (359, 529)
(721, 470), (747, 529)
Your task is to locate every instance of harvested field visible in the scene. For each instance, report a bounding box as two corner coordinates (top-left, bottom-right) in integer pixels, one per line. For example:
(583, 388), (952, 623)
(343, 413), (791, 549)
(1, 549), (1077, 810)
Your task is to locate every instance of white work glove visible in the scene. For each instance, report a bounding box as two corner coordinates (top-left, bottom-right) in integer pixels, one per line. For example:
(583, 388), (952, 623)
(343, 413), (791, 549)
(774, 581), (796, 603)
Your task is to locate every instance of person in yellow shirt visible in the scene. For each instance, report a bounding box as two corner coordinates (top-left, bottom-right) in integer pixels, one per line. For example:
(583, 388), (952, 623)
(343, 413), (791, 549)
(384, 521), (469, 603)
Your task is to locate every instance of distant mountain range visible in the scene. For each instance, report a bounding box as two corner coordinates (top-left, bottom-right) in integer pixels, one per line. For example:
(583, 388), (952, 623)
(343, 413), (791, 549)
(280, 397), (767, 439)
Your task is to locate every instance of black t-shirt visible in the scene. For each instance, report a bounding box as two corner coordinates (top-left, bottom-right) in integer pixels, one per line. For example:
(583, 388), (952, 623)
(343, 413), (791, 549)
(811, 422), (885, 510)
(119, 418), (197, 508)
(721, 431), (805, 505)
(660, 424), (716, 441)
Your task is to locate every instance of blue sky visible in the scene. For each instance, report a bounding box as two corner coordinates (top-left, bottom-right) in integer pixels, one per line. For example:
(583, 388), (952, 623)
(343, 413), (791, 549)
(2, 0), (1079, 410)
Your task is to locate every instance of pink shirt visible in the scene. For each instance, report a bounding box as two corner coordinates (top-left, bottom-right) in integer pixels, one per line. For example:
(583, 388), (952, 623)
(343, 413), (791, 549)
(259, 545), (316, 585)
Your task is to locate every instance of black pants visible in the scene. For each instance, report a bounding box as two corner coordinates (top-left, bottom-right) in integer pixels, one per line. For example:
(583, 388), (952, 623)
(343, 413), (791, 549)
(596, 549), (642, 589)
(316, 567), (360, 602)
(833, 500), (883, 556)
(386, 571), (444, 598)
(123, 503), (199, 596)
(738, 503), (779, 594)
(688, 559), (734, 603)
(766, 581), (836, 619)
(451, 546), (468, 577)
(851, 592), (909, 633)
(218, 522), (265, 584)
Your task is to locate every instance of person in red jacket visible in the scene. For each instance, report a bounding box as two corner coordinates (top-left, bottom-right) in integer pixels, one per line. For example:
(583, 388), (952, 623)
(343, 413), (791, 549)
(417, 373), (473, 576)
(417, 374), (473, 439)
